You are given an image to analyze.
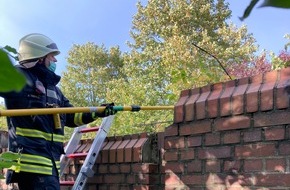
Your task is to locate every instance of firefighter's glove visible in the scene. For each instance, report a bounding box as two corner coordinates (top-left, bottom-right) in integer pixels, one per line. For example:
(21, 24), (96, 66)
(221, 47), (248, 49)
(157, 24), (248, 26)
(93, 103), (117, 118)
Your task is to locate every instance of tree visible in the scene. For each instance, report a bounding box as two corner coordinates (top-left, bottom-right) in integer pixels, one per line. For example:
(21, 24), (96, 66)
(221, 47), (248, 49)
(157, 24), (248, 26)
(60, 43), (130, 137)
(123, 0), (258, 100)
(0, 103), (7, 131)
(100, 0), (259, 135)
(60, 0), (290, 136)
(227, 52), (272, 78)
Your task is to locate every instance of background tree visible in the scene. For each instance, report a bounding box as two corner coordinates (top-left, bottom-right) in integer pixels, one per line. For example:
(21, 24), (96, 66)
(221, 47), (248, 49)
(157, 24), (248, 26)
(0, 103), (7, 131)
(61, 0), (261, 136)
(60, 43), (131, 138)
(227, 34), (290, 78)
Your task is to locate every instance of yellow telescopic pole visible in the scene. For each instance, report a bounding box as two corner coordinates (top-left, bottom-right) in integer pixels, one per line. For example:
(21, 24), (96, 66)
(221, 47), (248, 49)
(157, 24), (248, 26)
(0, 106), (174, 117)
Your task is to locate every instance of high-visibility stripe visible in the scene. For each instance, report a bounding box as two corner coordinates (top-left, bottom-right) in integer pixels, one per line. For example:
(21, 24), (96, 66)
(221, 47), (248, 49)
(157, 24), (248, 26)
(21, 154), (53, 167)
(74, 113), (84, 125)
(53, 134), (64, 142)
(20, 163), (52, 175)
(16, 127), (64, 143)
(47, 89), (59, 100)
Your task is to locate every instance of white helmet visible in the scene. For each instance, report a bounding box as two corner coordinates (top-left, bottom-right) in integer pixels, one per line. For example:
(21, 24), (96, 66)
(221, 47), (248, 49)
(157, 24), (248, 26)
(18, 33), (60, 68)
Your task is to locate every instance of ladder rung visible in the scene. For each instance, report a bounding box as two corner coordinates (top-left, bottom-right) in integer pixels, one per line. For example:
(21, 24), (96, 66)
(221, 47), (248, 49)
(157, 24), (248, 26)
(68, 152), (88, 158)
(60, 181), (75, 186)
(80, 127), (99, 133)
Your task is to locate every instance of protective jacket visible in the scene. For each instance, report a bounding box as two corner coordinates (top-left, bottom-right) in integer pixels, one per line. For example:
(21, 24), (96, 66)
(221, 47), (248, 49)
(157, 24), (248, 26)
(0, 64), (95, 178)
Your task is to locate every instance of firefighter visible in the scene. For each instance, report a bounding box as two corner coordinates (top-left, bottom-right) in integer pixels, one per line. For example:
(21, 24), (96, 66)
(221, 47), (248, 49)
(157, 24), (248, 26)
(0, 33), (117, 190)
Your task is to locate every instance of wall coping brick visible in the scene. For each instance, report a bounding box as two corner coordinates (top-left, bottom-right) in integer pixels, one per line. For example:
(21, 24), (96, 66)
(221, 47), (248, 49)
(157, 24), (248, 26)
(69, 132), (157, 164)
(174, 67), (290, 123)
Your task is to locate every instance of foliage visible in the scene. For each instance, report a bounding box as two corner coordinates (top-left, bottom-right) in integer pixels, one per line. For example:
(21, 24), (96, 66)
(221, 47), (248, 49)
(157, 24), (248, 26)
(226, 34), (290, 79)
(227, 52), (272, 78)
(0, 103), (7, 131)
(240, 0), (290, 21)
(60, 43), (130, 137)
(0, 152), (21, 179)
(0, 47), (26, 92)
(61, 0), (261, 136)
(125, 0), (258, 98)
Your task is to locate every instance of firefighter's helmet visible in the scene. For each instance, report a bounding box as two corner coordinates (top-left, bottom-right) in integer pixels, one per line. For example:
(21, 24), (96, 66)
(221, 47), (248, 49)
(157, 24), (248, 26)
(18, 33), (60, 68)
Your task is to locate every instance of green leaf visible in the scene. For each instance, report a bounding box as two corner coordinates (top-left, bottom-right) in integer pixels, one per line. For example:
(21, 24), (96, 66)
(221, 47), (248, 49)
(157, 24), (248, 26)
(259, 0), (290, 8)
(239, 0), (260, 21)
(0, 151), (21, 160)
(0, 49), (26, 92)
(4, 45), (18, 55)
(0, 159), (16, 168)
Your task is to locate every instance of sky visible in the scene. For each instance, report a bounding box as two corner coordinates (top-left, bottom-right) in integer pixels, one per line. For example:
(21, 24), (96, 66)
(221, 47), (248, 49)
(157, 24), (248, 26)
(0, 0), (290, 76)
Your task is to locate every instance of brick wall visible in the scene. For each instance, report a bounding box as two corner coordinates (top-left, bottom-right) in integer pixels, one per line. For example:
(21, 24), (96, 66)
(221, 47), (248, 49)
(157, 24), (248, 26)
(1, 67), (290, 190)
(166, 67), (290, 189)
(61, 132), (165, 190)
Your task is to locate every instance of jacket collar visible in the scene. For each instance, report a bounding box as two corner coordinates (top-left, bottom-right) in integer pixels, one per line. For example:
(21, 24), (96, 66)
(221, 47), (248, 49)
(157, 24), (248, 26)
(30, 64), (61, 86)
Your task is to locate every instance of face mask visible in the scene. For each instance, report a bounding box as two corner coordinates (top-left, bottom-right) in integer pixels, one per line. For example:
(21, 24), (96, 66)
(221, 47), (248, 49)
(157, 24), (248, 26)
(48, 61), (56, 72)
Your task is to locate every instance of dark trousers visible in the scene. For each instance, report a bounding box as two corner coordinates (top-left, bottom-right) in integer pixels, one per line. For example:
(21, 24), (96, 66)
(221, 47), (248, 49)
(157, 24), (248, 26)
(7, 171), (60, 190)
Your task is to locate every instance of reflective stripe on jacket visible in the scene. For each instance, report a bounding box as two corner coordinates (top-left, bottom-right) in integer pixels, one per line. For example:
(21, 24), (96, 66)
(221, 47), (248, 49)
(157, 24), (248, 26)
(0, 65), (95, 176)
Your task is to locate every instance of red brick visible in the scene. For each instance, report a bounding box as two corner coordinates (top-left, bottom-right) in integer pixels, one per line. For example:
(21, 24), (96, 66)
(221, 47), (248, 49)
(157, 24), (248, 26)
(109, 164), (120, 173)
(187, 136), (202, 147)
(185, 88), (200, 122)
(132, 163), (158, 174)
(164, 137), (185, 149)
(205, 132), (220, 146)
(164, 162), (185, 173)
(180, 148), (194, 160)
(279, 142), (290, 155)
(124, 139), (138, 162)
(164, 124), (178, 137)
(98, 164), (108, 174)
(207, 83), (223, 118)
(205, 160), (221, 172)
(260, 71), (278, 111)
(109, 140), (122, 163)
(224, 160), (241, 172)
(198, 146), (231, 159)
(180, 120), (212, 135)
(276, 68), (290, 109)
(103, 174), (125, 184)
(133, 138), (148, 162)
(254, 111), (290, 127)
(215, 115), (250, 131)
(126, 174), (135, 184)
(220, 80), (236, 116)
(195, 85), (211, 120)
(174, 89), (190, 123)
(223, 131), (240, 144)
(246, 74), (262, 113)
(276, 81), (290, 109)
(232, 77), (249, 115)
(235, 143), (276, 157)
(279, 67), (290, 82)
(116, 139), (130, 163)
(244, 159), (263, 172)
(254, 173), (290, 186)
(180, 174), (205, 185)
(119, 164), (131, 173)
(243, 129), (262, 143)
(102, 141), (115, 163)
(136, 173), (159, 184)
(164, 151), (178, 161)
(264, 126), (285, 141)
(187, 160), (202, 172)
(266, 158), (286, 172)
